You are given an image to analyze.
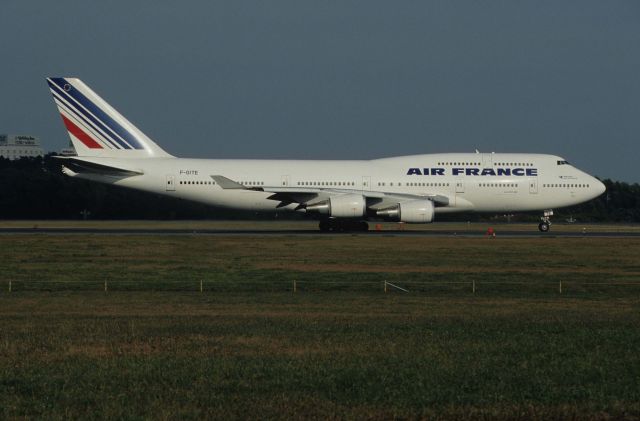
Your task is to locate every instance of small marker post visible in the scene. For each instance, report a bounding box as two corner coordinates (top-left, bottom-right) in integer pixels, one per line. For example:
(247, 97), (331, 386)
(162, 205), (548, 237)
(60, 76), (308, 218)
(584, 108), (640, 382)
(9, 280), (11, 293)
(293, 280), (297, 293)
(559, 280), (562, 294)
(472, 280), (476, 294)
(384, 281), (387, 293)
(104, 280), (107, 293)
(200, 280), (203, 293)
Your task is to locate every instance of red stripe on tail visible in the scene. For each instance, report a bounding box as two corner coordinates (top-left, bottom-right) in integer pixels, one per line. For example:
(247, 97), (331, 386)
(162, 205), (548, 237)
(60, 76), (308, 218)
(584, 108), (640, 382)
(60, 114), (103, 149)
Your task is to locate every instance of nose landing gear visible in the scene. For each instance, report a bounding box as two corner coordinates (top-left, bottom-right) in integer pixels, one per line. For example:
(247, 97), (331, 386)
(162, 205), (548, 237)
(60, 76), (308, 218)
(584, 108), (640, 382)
(538, 210), (553, 232)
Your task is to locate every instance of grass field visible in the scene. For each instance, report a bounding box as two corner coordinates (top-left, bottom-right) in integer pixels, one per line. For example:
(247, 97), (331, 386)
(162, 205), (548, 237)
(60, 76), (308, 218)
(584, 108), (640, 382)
(1, 232), (640, 419)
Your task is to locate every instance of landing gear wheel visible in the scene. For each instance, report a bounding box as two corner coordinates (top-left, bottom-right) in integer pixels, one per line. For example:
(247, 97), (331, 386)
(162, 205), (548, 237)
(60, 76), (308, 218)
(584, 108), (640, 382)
(318, 220), (369, 232)
(538, 210), (553, 233)
(319, 220), (330, 232)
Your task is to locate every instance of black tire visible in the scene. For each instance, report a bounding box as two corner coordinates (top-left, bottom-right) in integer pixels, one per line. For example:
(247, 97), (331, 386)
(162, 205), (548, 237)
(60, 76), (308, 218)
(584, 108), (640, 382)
(319, 220), (330, 232)
(322, 220), (368, 232)
(538, 222), (550, 232)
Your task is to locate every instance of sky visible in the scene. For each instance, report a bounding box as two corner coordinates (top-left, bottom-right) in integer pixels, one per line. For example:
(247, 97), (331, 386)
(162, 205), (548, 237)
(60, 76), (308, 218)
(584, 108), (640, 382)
(1, 1), (639, 182)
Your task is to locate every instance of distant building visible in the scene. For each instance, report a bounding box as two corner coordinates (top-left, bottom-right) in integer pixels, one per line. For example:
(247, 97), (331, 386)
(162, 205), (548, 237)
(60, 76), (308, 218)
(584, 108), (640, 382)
(58, 140), (77, 156)
(0, 134), (45, 160)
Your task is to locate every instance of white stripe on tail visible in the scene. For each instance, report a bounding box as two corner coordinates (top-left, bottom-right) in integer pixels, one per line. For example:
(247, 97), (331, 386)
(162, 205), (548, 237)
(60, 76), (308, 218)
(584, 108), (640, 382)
(46, 77), (172, 158)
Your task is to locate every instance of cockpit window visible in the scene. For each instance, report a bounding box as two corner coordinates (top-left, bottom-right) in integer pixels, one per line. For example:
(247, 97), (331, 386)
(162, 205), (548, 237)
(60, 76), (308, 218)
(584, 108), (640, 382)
(557, 160), (570, 165)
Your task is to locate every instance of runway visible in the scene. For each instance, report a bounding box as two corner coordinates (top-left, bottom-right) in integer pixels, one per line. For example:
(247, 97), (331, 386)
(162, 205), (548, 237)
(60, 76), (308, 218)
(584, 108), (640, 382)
(1, 227), (638, 238)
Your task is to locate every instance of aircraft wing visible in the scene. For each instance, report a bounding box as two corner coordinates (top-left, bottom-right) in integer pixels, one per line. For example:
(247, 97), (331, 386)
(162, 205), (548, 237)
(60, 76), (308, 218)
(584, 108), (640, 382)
(210, 175), (247, 189)
(212, 175), (450, 209)
(262, 187), (450, 209)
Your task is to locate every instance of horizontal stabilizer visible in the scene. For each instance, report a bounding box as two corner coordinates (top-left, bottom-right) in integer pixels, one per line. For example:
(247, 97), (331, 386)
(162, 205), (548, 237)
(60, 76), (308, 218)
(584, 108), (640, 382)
(53, 157), (143, 176)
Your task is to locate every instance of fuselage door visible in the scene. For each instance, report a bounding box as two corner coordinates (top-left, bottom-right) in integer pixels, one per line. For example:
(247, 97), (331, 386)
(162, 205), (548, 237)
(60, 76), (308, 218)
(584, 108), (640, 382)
(482, 153), (493, 168)
(529, 178), (538, 194)
(362, 176), (371, 191)
(455, 179), (464, 194)
(166, 175), (175, 192)
(281, 175), (290, 187)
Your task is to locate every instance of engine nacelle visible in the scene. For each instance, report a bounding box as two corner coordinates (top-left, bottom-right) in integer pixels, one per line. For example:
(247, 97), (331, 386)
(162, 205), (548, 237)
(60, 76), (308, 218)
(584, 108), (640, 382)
(305, 194), (366, 218)
(376, 200), (435, 223)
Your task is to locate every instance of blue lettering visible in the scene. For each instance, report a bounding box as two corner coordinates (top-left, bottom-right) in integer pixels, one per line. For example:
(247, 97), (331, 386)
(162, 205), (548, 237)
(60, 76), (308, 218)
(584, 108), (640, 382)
(481, 168), (496, 176)
(406, 166), (536, 177)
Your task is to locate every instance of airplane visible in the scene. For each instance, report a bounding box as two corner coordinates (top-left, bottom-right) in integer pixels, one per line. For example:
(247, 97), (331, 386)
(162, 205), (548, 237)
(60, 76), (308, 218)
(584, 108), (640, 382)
(46, 77), (606, 232)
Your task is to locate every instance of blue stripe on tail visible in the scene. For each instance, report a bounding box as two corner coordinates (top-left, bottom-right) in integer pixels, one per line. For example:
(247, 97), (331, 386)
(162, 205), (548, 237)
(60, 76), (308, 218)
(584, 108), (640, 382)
(48, 78), (145, 150)
(51, 90), (120, 149)
(47, 79), (129, 149)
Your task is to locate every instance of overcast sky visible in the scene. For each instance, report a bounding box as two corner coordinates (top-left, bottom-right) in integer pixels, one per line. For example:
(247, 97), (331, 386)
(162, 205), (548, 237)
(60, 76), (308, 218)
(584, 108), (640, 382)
(2, 1), (639, 182)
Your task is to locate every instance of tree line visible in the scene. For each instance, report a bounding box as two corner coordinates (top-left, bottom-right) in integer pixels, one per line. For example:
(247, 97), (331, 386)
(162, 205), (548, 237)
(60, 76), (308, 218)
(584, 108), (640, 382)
(0, 155), (637, 222)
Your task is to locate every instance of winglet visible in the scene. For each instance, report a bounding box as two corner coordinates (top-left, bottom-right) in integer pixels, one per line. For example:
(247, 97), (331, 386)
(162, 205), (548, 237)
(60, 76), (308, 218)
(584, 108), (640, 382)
(210, 175), (246, 189)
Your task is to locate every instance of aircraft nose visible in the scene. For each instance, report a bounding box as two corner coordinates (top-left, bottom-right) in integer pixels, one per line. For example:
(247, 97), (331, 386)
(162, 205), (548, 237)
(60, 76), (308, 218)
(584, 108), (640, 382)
(593, 178), (606, 197)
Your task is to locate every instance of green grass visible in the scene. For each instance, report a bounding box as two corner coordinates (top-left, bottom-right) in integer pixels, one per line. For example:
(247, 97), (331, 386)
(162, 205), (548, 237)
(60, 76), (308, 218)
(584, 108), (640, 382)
(1, 235), (639, 295)
(1, 234), (639, 419)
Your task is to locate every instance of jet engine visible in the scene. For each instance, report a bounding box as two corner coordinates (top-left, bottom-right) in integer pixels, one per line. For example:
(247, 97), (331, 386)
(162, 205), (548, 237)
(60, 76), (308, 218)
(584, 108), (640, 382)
(376, 200), (435, 223)
(305, 194), (366, 218)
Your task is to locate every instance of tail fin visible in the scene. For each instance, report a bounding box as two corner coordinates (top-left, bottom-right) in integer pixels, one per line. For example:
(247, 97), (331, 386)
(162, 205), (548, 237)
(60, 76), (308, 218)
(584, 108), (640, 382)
(46, 77), (172, 158)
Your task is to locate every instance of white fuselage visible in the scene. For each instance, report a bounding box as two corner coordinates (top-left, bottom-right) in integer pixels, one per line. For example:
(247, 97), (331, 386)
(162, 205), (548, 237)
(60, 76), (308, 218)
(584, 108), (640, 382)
(70, 152), (605, 217)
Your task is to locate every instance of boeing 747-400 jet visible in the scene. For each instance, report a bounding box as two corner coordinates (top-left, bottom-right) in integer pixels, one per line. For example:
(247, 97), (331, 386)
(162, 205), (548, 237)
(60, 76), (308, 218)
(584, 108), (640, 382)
(47, 77), (605, 232)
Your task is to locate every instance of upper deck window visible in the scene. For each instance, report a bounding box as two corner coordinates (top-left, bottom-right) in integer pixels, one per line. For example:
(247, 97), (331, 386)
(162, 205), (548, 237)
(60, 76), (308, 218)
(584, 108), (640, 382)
(557, 160), (570, 165)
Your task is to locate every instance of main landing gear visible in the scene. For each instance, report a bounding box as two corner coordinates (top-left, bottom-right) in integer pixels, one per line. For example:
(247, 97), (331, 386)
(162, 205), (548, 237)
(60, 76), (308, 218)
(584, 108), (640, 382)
(538, 210), (553, 232)
(319, 219), (369, 232)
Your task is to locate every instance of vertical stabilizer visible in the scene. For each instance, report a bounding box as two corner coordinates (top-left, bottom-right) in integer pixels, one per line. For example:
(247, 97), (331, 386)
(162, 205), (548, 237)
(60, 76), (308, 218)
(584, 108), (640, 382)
(46, 77), (172, 158)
